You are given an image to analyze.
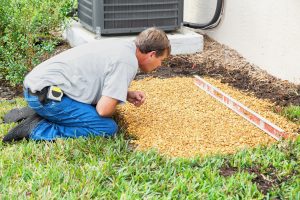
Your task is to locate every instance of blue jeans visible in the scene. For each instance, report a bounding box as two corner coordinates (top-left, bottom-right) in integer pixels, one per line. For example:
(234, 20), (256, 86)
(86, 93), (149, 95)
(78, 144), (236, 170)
(24, 89), (118, 141)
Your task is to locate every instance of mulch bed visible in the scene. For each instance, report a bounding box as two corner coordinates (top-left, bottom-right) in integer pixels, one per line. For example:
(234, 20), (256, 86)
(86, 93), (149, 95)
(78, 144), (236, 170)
(136, 36), (300, 107)
(122, 35), (299, 157)
(116, 77), (298, 158)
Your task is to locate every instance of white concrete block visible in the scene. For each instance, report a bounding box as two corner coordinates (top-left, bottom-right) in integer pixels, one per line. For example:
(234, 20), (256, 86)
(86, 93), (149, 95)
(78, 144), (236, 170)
(63, 21), (203, 55)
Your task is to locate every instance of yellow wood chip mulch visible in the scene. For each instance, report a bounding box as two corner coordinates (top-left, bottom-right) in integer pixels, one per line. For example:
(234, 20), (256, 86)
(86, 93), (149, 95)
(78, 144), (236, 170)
(116, 77), (299, 158)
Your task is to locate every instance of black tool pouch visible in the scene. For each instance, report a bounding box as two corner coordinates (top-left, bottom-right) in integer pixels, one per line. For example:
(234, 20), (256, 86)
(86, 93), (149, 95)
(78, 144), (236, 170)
(29, 87), (49, 105)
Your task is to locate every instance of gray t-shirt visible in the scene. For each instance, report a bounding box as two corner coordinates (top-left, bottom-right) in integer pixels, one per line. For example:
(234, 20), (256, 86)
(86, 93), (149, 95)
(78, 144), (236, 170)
(24, 40), (138, 105)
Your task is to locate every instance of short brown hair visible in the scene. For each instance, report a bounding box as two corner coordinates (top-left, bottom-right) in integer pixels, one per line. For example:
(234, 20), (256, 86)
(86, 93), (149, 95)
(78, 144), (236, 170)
(135, 27), (171, 57)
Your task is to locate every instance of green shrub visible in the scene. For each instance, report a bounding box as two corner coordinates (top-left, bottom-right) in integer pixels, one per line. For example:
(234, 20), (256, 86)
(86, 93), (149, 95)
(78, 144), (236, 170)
(0, 0), (75, 86)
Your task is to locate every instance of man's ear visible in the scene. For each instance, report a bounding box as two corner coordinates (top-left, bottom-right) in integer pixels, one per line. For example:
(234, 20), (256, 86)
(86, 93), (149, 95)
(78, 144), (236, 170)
(148, 51), (156, 58)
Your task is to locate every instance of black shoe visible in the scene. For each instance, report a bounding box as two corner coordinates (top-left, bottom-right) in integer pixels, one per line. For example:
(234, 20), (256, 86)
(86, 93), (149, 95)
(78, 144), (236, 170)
(3, 106), (36, 123)
(2, 114), (42, 143)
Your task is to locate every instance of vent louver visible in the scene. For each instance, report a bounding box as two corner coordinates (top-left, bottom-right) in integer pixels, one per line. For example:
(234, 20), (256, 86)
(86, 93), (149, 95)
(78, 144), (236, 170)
(78, 0), (183, 35)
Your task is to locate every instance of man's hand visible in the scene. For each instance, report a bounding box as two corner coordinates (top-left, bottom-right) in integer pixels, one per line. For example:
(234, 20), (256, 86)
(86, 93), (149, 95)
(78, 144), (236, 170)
(127, 91), (146, 107)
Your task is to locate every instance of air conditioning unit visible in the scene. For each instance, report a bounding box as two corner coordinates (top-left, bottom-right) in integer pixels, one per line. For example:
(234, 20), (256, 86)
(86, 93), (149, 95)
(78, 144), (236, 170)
(78, 0), (184, 35)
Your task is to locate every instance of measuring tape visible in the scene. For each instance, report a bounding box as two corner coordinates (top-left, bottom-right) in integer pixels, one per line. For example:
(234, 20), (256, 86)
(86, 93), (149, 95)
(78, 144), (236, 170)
(47, 86), (63, 101)
(194, 75), (287, 141)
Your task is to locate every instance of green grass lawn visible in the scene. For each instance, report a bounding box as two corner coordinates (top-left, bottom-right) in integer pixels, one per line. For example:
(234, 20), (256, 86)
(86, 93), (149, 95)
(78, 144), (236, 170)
(283, 105), (300, 124)
(1, 99), (300, 199)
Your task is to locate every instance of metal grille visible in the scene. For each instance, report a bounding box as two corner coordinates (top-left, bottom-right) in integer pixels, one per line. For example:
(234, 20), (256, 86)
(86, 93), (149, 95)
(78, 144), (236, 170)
(78, 0), (93, 28)
(78, 0), (183, 35)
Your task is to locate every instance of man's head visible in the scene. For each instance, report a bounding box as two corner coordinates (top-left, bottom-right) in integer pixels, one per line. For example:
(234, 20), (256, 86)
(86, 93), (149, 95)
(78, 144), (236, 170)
(135, 27), (171, 72)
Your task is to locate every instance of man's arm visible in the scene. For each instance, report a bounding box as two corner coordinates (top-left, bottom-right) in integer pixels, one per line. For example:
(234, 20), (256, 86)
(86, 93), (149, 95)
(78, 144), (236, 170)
(96, 96), (119, 117)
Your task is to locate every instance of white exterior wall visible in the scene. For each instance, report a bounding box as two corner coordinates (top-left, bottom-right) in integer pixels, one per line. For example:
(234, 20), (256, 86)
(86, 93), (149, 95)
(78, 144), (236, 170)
(184, 0), (300, 84)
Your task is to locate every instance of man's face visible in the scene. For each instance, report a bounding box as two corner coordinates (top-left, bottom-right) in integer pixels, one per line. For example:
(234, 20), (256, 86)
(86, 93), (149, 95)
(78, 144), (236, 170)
(139, 51), (168, 72)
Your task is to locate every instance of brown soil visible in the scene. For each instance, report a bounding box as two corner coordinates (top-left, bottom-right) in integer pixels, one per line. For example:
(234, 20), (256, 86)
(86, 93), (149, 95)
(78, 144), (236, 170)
(136, 36), (300, 106)
(219, 166), (238, 177)
(0, 80), (23, 101)
(220, 162), (299, 195)
(220, 165), (274, 195)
